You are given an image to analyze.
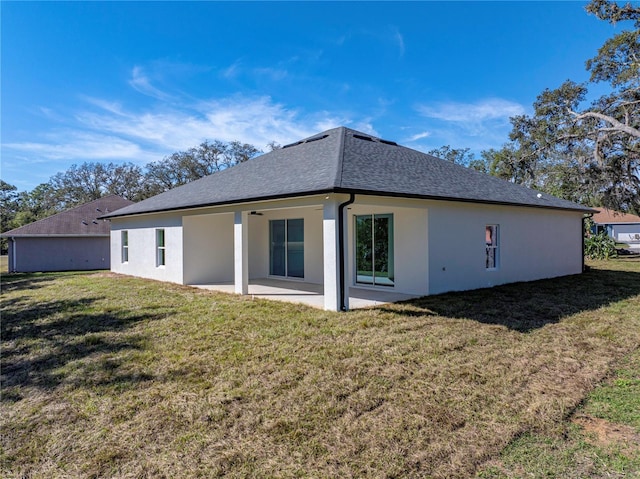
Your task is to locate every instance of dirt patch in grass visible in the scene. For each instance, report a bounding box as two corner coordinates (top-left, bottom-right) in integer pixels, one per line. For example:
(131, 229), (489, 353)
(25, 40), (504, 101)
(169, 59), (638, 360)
(477, 346), (640, 478)
(574, 415), (640, 447)
(2, 260), (640, 478)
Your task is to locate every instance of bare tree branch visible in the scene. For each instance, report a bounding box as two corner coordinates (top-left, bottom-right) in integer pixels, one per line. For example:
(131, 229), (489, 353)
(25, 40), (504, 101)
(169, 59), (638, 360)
(568, 109), (640, 137)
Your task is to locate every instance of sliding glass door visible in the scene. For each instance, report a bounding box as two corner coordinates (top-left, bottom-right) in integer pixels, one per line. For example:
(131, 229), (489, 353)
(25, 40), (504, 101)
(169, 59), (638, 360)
(355, 214), (394, 286)
(270, 219), (304, 278)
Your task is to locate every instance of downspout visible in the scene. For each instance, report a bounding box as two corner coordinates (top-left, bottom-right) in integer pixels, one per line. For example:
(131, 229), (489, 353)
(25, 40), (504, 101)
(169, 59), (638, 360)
(338, 193), (356, 311)
(582, 213), (593, 272)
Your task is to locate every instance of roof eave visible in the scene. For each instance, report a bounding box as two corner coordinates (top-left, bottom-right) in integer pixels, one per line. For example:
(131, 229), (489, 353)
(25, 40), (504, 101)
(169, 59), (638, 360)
(331, 188), (596, 213)
(99, 189), (338, 219)
(101, 187), (593, 220)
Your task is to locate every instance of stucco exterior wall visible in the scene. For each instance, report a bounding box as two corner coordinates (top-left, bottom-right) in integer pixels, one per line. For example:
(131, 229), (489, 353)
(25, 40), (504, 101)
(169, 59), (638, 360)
(8, 236), (110, 272)
(247, 206), (324, 284)
(427, 201), (583, 295)
(182, 213), (235, 284)
(110, 214), (183, 284)
(106, 193), (584, 306)
(347, 198), (430, 296)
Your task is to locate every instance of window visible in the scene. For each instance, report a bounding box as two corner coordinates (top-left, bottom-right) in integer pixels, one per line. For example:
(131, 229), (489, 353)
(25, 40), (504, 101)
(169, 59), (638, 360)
(121, 231), (129, 263)
(355, 214), (394, 286)
(156, 229), (166, 266)
(269, 219), (304, 278)
(486, 225), (499, 269)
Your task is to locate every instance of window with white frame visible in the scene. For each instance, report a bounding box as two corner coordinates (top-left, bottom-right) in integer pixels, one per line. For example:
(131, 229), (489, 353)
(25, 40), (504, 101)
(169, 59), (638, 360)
(156, 229), (166, 266)
(485, 225), (499, 269)
(121, 231), (129, 263)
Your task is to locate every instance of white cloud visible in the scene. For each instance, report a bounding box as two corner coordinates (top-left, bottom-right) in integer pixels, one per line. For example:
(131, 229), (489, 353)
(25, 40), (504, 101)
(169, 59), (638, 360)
(81, 96), (126, 116)
(391, 27), (405, 57)
(407, 131), (431, 141)
(129, 66), (173, 101)
(412, 97), (525, 150)
(4, 131), (156, 163)
(5, 94), (370, 172)
(221, 60), (242, 79)
(352, 120), (379, 137)
(417, 98), (525, 123)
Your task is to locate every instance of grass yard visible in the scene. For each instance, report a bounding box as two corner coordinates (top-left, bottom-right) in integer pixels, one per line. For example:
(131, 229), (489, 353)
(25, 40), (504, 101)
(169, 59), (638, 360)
(2, 259), (639, 478)
(0, 255), (8, 274)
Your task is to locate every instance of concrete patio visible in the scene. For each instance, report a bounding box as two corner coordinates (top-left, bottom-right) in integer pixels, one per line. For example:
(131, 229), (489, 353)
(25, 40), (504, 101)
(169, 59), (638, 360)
(191, 278), (419, 309)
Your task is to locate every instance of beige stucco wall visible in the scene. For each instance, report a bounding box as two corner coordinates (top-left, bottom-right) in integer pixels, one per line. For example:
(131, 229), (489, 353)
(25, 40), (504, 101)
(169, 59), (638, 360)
(9, 236), (110, 272)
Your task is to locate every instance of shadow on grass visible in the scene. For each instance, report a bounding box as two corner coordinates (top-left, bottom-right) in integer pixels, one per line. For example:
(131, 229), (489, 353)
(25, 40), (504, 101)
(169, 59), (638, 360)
(385, 267), (640, 333)
(0, 271), (91, 293)
(1, 292), (166, 400)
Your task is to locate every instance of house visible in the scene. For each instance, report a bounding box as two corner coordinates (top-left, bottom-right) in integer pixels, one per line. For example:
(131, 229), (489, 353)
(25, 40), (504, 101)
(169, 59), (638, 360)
(592, 208), (640, 245)
(101, 127), (593, 311)
(3, 195), (134, 272)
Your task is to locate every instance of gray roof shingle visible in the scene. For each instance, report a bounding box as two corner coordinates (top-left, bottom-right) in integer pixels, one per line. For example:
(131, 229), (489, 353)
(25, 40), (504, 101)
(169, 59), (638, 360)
(2, 195), (134, 236)
(102, 127), (593, 219)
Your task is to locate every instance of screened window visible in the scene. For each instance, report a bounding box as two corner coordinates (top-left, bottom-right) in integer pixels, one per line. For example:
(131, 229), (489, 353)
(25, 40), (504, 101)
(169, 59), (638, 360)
(355, 214), (394, 286)
(156, 229), (166, 266)
(269, 219), (304, 278)
(486, 225), (499, 269)
(121, 231), (129, 263)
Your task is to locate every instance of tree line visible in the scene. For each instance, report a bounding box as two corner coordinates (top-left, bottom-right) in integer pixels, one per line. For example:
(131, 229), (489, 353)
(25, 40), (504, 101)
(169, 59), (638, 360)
(1, 140), (261, 253)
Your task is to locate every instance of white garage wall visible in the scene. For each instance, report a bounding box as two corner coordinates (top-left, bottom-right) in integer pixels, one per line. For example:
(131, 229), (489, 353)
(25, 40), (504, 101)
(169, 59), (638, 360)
(110, 214), (183, 284)
(427, 201), (583, 295)
(183, 213), (234, 284)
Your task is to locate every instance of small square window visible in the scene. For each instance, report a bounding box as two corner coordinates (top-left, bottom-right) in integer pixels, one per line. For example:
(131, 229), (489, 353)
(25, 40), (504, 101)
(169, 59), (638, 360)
(156, 229), (166, 266)
(486, 225), (499, 269)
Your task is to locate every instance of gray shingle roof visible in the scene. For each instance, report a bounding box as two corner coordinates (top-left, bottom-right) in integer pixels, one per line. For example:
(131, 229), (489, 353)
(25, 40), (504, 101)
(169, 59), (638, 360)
(2, 195), (134, 236)
(102, 127), (593, 219)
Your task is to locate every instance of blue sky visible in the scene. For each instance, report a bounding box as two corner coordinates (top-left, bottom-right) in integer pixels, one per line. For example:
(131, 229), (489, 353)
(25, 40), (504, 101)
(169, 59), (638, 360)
(1, 1), (622, 192)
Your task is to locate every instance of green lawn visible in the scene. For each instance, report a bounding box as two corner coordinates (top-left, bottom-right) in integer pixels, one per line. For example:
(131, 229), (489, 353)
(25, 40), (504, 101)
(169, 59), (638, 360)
(1, 259), (639, 478)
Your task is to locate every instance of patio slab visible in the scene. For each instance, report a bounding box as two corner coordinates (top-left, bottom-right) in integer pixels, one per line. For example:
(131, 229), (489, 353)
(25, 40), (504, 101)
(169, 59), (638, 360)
(191, 278), (418, 309)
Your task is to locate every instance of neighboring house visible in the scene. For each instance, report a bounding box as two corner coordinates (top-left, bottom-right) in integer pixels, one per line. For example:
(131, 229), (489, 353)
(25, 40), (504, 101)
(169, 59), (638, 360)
(101, 127), (593, 311)
(592, 208), (640, 244)
(2, 195), (134, 272)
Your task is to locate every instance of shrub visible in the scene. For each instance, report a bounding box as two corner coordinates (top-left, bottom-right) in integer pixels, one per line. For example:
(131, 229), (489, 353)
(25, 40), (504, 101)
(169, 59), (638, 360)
(584, 231), (618, 260)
